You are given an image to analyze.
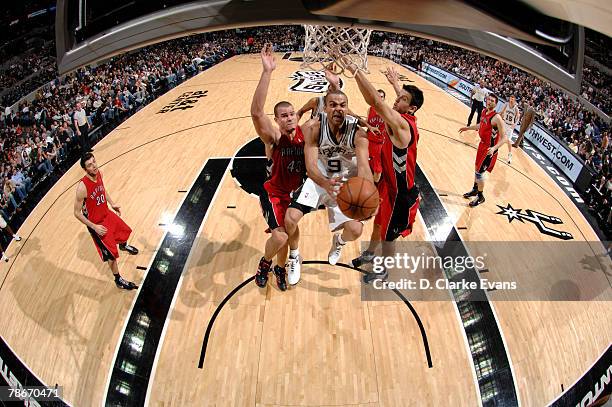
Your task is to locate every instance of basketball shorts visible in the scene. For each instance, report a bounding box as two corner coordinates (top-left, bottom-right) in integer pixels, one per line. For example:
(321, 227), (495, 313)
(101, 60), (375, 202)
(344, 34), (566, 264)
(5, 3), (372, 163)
(368, 140), (384, 174)
(504, 123), (515, 141)
(88, 211), (132, 261)
(376, 184), (420, 241)
(289, 177), (357, 232)
(259, 188), (291, 230)
(475, 142), (498, 173)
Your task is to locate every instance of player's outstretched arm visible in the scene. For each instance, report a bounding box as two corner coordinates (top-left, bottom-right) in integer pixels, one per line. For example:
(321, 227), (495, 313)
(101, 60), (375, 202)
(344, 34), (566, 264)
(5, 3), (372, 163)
(325, 66), (341, 92)
(251, 43), (280, 145)
(459, 124), (480, 133)
(384, 66), (403, 97)
(297, 97), (318, 122)
(329, 51), (410, 146)
(354, 129), (373, 182)
(351, 67), (411, 148)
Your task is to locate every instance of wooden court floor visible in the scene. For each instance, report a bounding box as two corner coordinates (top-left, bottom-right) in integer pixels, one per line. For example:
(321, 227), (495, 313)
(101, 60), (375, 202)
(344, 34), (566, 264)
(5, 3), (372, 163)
(0, 54), (609, 406)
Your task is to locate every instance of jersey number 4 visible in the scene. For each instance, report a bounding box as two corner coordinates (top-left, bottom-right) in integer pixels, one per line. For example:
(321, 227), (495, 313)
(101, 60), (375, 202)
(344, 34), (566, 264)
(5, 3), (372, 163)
(287, 160), (303, 173)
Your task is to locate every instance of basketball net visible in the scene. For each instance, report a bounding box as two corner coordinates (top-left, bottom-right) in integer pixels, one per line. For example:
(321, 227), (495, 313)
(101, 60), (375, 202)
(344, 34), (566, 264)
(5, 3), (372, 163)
(302, 25), (372, 77)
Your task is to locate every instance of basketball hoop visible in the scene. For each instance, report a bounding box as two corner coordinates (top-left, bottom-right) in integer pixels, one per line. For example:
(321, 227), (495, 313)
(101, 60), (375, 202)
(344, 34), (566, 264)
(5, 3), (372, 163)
(302, 25), (372, 77)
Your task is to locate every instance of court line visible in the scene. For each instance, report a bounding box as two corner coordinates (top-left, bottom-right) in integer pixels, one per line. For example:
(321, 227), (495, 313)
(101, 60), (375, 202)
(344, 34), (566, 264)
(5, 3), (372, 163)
(418, 213), (483, 406)
(105, 158), (230, 405)
(197, 261), (433, 369)
(197, 276), (255, 368)
(143, 159), (230, 406)
(415, 164), (520, 406)
(363, 286), (383, 405)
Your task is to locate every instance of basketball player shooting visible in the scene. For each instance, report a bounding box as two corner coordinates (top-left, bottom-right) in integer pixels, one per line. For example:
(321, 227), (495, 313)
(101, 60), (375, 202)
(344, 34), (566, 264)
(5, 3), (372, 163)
(73, 153), (140, 290)
(251, 43), (305, 290)
(459, 94), (508, 207)
(284, 90), (373, 284)
(336, 58), (424, 284)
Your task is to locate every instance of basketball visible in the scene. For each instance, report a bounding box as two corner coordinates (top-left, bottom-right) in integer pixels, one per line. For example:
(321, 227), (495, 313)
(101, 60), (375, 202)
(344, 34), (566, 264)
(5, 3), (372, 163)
(336, 177), (379, 220)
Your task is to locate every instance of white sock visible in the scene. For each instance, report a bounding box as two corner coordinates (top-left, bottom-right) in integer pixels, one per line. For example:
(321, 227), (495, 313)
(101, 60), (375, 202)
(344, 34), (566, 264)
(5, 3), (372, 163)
(337, 235), (346, 246)
(289, 249), (299, 258)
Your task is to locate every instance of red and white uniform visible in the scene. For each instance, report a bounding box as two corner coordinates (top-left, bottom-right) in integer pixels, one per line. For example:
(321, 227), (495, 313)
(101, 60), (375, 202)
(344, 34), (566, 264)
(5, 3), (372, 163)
(259, 126), (305, 229)
(366, 106), (386, 174)
(475, 108), (499, 173)
(375, 113), (420, 241)
(82, 171), (132, 261)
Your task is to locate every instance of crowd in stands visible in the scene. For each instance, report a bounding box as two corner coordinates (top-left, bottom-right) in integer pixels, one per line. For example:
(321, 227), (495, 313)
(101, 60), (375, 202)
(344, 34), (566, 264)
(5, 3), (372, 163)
(0, 27), (304, 253)
(0, 25), (609, 241)
(0, 42), (57, 106)
(0, 0), (56, 106)
(581, 63), (612, 114)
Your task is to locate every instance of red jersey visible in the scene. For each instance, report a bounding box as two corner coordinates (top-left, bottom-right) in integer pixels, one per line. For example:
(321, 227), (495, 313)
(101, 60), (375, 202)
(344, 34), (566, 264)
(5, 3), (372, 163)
(367, 106), (385, 144)
(380, 113), (419, 191)
(478, 108), (499, 147)
(264, 126), (305, 196)
(81, 172), (110, 224)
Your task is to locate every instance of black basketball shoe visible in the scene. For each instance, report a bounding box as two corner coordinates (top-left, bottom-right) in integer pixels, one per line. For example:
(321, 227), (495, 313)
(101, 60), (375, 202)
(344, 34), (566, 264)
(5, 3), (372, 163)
(363, 268), (389, 285)
(119, 243), (139, 255)
(255, 257), (272, 288)
(273, 265), (288, 291)
(115, 276), (138, 290)
(463, 189), (478, 199)
(352, 250), (375, 268)
(469, 195), (486, 207)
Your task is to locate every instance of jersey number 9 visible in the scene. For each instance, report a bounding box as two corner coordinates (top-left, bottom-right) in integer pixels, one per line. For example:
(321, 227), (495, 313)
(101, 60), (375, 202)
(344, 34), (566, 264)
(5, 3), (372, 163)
(327, 159), (341, 173)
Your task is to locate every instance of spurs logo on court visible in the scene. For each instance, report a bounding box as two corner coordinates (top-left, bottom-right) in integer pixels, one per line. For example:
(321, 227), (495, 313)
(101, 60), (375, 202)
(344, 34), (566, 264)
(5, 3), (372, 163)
(288, 71), (344, 93)
(496, 203), (573, 240)
(157, 90), (208, 113)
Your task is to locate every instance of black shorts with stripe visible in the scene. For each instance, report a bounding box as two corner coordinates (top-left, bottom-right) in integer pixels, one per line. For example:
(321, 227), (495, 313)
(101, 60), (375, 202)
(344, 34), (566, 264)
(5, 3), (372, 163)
(377, 185), (420, 242)
(259, 188), (291, 230)
(88, 226), (115, 261)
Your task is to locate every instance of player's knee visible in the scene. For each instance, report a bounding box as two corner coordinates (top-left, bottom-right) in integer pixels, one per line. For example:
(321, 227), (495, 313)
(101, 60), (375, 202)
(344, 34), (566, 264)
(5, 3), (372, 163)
(346, 220), (363, 237)
(284, 208), (301, 229)
(475, 171), (486, 182)
(271, 228), (288, 245)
